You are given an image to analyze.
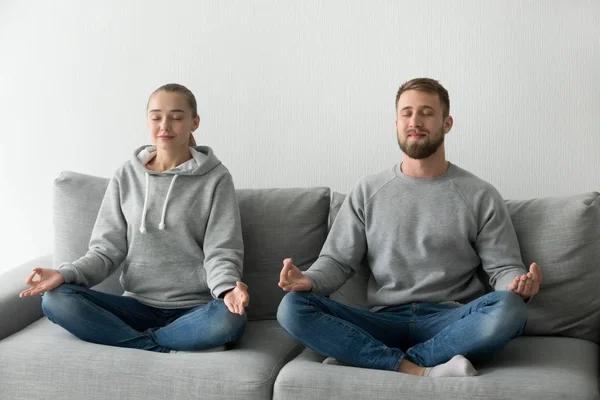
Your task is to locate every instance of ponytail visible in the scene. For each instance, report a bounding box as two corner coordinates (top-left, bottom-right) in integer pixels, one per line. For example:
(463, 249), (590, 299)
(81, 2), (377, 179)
(189, 133), (197, 147)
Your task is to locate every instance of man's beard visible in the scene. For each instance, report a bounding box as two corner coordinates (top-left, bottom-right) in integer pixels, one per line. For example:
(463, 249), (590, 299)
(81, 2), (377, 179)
(397, 128), (445, 159)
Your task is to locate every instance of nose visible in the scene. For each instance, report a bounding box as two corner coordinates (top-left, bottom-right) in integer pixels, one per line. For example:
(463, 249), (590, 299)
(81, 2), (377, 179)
(159, 120), (171, 132)
(409, 115), (422, 129)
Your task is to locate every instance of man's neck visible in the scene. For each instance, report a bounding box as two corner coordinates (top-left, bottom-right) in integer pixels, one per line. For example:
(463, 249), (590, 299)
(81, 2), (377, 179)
(400, 152), (449, 179)
(148, 147), (192, 172)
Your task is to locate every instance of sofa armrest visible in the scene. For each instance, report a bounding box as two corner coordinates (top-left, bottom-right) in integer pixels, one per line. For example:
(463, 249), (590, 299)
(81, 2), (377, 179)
(0, 255), (52, 340)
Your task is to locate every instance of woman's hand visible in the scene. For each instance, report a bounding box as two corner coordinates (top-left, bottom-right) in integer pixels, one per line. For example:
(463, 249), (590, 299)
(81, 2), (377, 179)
(19, 268), (65, 297)
(223, 281), (249, 315)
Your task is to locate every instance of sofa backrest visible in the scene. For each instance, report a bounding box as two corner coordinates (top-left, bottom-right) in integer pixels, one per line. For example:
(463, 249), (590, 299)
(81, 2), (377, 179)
(328, 191), (600, 344)
(53, 171), (330, 320)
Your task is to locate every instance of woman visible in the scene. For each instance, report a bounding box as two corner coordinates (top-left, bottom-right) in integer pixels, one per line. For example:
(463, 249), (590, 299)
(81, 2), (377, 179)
(20, 83), (249, 353)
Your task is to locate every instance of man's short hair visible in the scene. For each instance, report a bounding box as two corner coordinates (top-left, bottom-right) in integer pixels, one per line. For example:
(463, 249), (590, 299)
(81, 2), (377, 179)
(395, 78), (450, 118)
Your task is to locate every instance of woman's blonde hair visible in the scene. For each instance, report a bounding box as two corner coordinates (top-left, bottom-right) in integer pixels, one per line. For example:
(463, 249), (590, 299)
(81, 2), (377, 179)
(149, 83), (198, 146)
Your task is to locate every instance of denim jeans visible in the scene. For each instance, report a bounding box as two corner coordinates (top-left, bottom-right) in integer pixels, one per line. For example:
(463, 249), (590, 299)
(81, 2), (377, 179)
(42, 284), (247, 353)
(277, 290), (527, 371)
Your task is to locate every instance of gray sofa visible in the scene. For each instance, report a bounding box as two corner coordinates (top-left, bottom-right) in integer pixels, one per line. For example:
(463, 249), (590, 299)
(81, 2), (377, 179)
(1, 171), (599, 400)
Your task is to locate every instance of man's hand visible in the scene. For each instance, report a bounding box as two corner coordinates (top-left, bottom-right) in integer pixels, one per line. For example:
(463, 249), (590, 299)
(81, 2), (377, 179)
(19, 268), (65, 298)
(278, 258), (312, 292)
(507, 262), (542, 299)
(223, 281), (249, 315)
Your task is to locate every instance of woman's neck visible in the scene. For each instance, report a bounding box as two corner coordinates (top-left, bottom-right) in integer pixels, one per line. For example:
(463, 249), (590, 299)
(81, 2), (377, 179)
(146, 147), (192, 172)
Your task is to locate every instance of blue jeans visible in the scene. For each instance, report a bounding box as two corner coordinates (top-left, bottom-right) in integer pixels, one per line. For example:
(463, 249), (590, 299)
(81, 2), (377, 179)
(277, 290), (526, 371)
(42, 284), (247, 353)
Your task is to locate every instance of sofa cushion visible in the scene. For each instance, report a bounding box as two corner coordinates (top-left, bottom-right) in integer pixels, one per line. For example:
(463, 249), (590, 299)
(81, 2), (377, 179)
(505, 192), (600, 343)
(0, 319), (302, 400)
(236, 187), (330, 319)
(273, 337), (599, 400)
(53, 171), (330, 320)
(54, 171), (123, 295)
(328, 192), (600, 343)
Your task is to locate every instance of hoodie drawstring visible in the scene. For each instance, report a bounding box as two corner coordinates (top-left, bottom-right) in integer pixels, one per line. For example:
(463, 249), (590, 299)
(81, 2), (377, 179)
(139, 173), (178, 233)
(159, 175), (178, 230)
(139, 172), (150, 233)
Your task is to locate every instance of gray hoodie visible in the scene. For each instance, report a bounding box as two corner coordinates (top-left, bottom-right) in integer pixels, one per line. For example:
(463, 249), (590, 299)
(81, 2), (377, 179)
(57, 145), (244, 309)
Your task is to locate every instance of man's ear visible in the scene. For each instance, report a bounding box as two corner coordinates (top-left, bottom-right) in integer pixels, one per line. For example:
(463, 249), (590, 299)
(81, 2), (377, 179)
(443, 115), (454, 133)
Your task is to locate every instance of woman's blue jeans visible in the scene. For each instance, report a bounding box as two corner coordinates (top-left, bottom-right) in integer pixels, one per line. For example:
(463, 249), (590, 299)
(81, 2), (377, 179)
(42, 284), (247, 353)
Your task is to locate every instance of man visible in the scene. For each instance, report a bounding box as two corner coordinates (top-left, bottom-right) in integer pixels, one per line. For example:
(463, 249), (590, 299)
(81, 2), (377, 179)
(276, 78), (541, 377)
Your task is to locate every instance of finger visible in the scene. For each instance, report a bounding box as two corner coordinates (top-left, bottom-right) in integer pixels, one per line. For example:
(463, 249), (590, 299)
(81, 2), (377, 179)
(23, 287), (46, 297)
(30, 288), (46, 296)
(514, 276), (524, 293)
(238, 291), (247, 304)
(523, 278), (532, 295)
(20, 284), (41, 297)
(224, 300), (235, 314)
(531, 263), (542, 283)
(507, 276), (519, 291)
(280, 259), (293, 283)
(290, 283), (309, 292)
(516, 275), (527, 293)
(279, 282), (291, 292)
(25, 269), (40, 286)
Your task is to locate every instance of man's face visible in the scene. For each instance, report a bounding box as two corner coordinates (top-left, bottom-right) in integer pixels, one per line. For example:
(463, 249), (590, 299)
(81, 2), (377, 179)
(396, 90), (450, 159)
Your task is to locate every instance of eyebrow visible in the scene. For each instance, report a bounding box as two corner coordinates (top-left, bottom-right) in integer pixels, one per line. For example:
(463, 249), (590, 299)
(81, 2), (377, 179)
(399, 105), (436, 112)
(148, 109), (186, 113)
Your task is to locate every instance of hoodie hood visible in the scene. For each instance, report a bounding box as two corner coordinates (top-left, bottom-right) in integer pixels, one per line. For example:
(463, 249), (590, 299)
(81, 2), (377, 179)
(133, 145), (222, 176)
(132, 145), (223, 233)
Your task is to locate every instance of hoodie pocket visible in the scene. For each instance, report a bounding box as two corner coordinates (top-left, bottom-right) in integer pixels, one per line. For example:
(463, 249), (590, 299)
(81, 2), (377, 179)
(120, 261), (207, 302)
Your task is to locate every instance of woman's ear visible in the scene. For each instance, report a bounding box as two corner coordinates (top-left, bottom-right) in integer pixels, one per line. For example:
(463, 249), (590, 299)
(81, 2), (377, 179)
(192, 115), (200, 132)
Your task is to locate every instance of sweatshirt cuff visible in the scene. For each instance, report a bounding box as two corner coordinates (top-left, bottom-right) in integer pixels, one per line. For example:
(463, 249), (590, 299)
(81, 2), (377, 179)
(56, 264), (78, 284)
(212, 282), (237, 300)
(301, 271), (326, 296)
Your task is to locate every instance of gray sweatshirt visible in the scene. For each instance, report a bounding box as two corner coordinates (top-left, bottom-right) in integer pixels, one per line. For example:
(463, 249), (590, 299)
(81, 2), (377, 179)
(303, 163), (526, 310)
(57, 145), (244, 309)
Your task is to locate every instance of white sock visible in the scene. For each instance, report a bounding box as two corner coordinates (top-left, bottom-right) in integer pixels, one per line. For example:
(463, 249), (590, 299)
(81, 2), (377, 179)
(423, 355), (478, 377)
(322, 357), (350, 366)
(170, 345), (227, 354)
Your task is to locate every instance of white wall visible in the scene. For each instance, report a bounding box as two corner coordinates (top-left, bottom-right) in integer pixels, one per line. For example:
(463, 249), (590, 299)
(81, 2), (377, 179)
(1, 0), (599, 272)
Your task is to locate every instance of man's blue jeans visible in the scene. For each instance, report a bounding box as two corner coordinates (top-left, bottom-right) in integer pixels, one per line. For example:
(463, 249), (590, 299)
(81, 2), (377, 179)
(41, 284), (247, 353)
(277, 290), (526, 371)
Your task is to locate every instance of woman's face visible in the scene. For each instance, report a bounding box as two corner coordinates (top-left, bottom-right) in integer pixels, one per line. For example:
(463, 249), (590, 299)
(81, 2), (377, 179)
(146, 91), (200, 151)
